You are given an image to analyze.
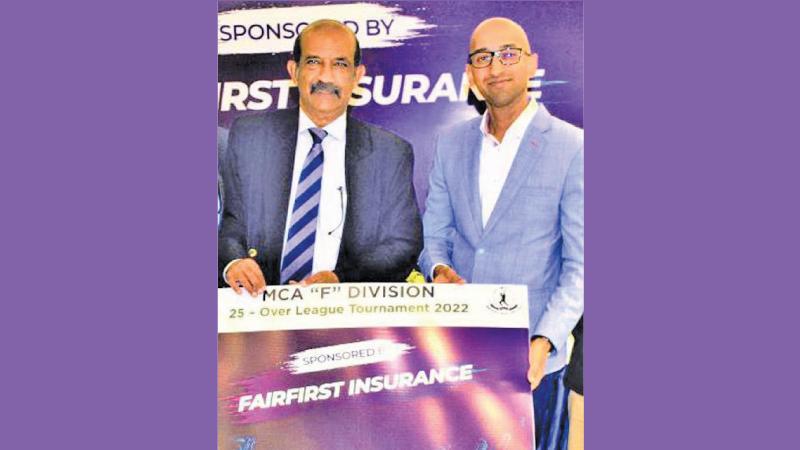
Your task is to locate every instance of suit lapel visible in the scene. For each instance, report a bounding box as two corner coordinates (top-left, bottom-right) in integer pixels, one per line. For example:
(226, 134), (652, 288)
(344, 115), (373, 164)
(339, 116), (374, 258)
(271, 109), (299, 236)
(464, 125), (484, 237)
(482, 105), (552, 237)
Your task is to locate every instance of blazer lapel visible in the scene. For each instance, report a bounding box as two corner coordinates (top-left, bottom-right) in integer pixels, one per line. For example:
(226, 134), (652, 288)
(271, 109), (299, 234)
(464, 125), (484, 237)
(344, 115), (373, 165)
(340, 116), (374, 256)
(482, 105), (552, 237)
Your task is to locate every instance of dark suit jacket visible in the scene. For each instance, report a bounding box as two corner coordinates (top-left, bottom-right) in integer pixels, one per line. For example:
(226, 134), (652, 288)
(217, 126), (229, 227)
(218, 108), (422, 285)
(565, 316), (583, 395)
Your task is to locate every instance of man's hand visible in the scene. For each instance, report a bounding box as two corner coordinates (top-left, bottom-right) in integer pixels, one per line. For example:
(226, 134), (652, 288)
(226, 259), (267, 297)
(432, 265), (465, 284)
(527, 337), (552, 390)
(289, 270), (340, 286)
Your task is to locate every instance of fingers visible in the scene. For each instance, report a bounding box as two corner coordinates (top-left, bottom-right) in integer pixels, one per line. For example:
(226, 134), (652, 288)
(243, 278), (257, 297)
(299, 274), (316, 286)
(226, 268), (249, 294)
(228, 271), (253, 294)
(300, 271), (340, 286)
(433, 266), (465, 284)
(227, 259), (266, 296)
(321, 271), (340, 283)
(527, 339), (549, 390)
(225, 267), (242, 294)
(528, 366), (543, 390)
(233, 270), (255, 296)
(233, 266), (256, 296)
(433, 274), (450, 283)
(244, 264), (267, 294)
(445, 267), (465, 284)
(240, 268), (261, 297)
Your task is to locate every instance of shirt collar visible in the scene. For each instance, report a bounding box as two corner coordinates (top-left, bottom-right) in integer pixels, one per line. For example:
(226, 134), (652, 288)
(298, 108), (347, 142)
(479, 99), (539, 143)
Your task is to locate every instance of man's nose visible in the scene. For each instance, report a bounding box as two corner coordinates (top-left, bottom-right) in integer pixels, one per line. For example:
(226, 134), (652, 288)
(489, 55), (504, 75)
(319, 61), (335, 81)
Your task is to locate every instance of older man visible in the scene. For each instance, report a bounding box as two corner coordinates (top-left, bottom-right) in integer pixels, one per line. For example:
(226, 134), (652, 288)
(419, 17), (583, 448)
(220, 19), (422, 294)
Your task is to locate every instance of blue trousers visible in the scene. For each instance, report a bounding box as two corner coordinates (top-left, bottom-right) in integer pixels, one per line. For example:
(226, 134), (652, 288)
(533, 367), (569, 450)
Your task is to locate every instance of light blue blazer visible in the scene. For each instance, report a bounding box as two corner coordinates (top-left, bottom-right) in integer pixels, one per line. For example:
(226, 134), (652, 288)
(419, 105), (584, 374)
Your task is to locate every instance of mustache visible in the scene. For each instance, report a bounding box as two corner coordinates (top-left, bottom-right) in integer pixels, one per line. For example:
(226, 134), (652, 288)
(310, 81), (341, 97)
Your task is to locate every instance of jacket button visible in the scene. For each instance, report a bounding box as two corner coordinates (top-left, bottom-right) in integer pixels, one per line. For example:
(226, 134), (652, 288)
(247, 248), (258, 258)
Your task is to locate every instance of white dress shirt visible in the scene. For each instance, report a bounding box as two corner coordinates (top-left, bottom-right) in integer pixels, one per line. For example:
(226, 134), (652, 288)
(284, 109), (348, 274)
(478, 100), (538, 226)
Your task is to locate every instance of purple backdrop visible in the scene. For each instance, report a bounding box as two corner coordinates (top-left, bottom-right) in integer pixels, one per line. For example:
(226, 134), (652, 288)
(217, 0), (583, 208)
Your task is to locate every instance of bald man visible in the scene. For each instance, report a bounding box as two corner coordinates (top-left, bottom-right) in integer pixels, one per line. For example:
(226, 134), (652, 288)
(419, 17), (583, 448)
(219, 20), (422, 293)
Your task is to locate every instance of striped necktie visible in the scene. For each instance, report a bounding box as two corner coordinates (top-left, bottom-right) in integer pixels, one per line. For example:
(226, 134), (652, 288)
(280, 127), (328, 284)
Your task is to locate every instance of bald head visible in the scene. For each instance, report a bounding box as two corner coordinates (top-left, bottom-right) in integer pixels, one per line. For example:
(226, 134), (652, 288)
(465, 17), (538, 112)
(293, 19), (362, 66)
(470, 17), (531, 53)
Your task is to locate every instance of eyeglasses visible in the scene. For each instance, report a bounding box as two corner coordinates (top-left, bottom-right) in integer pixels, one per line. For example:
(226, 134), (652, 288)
(468, 47), (530, 68)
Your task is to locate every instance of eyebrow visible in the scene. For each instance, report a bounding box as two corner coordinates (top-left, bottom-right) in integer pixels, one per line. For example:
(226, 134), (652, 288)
(303, 55), (351, 63)
(471, 43), (517, 53)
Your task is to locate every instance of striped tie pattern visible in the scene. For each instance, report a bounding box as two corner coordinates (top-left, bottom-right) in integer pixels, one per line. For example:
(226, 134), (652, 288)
(280, 127), (328, 284)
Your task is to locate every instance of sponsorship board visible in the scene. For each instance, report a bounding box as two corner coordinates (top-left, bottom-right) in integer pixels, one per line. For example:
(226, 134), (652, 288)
(218, 283), (534, 449)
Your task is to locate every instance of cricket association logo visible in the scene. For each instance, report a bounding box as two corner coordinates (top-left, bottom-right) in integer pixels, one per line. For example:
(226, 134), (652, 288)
(235, 436), (256, 450)
(487, 287), (518, 313)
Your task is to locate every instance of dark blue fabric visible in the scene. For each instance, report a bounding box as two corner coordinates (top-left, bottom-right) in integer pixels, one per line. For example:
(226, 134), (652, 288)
(533, 367), (569, 450)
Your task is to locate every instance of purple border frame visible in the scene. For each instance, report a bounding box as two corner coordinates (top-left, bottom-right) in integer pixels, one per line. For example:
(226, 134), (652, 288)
(4, 0), (797, 448)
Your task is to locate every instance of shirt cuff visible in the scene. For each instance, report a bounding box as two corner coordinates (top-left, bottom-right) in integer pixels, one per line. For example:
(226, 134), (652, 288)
(430, 263), (449, 281)
(222, 259), (241, 284)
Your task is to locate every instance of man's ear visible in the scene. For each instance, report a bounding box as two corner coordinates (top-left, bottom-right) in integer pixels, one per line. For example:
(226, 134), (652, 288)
(355, 64), (366, 82)
(527, 52), (539, 78)
(287, 59), (298, 84)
